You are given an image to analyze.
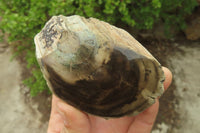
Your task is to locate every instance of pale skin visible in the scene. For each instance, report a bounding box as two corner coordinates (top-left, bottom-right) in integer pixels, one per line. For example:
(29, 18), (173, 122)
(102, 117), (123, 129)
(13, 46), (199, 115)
(48, 67), (172, 133)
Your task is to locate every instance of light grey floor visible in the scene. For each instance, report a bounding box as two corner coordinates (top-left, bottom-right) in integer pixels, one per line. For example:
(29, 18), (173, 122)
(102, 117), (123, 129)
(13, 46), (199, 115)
(152, 42), (200, 133)
(0, 45), (48, 133)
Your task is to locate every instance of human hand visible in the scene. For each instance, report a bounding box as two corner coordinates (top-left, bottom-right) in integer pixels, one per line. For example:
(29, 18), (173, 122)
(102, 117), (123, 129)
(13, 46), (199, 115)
(47, 67), (172, 133)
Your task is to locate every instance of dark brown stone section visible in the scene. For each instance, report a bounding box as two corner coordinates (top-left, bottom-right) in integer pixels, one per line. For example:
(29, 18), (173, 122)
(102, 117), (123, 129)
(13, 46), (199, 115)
(42, 48), (160, 117)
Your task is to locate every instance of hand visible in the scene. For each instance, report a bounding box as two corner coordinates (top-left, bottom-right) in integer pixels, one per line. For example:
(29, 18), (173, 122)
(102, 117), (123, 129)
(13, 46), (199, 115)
(47, 67), (172, 133)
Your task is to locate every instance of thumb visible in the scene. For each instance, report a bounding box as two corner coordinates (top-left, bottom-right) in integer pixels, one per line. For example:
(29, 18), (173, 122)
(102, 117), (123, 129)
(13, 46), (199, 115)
(56, 97), (90, 133)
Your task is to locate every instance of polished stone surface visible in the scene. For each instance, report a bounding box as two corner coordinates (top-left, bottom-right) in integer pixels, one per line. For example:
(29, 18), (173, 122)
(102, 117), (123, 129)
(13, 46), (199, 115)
(34, 15), (164, 117)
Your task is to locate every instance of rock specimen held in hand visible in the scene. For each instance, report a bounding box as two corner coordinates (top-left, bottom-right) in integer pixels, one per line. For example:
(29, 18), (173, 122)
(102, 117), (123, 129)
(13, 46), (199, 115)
(34, 15), (165, 117)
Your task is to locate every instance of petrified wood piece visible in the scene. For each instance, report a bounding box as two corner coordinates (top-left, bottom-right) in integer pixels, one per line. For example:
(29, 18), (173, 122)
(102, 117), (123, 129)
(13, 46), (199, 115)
(34, 15), (165, 117)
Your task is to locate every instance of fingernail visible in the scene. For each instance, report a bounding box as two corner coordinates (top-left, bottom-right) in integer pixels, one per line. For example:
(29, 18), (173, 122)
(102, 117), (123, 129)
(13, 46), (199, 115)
(57, 102), (70, 127)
